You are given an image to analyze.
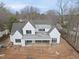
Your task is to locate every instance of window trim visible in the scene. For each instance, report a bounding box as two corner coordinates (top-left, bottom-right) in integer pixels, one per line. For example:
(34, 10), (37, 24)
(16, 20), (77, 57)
(15, 39), (21, 43)
(35, 40), (50, 43)
(39, 29), (45, 31)
(52, 38), (57, 43)
(26, 30), (31, 34)
(25, 40), (32, 45)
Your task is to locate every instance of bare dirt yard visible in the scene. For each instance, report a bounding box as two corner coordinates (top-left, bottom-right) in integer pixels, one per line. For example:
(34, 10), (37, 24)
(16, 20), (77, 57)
(0, 38), (79, 59)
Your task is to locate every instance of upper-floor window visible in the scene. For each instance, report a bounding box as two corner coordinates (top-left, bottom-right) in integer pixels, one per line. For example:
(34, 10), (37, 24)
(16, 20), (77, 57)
(26, 30), (31, 34)
(39, 29), (45, 31)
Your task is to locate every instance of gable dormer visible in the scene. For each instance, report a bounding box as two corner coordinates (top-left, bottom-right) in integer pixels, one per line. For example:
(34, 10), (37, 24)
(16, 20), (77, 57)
(22, 21), (35, 35)
(13, 30), (22, 39)
(49, 28), (61, 43)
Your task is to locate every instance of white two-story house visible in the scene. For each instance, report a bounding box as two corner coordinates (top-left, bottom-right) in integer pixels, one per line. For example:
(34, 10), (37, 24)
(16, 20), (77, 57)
(10, 20), (61, 46)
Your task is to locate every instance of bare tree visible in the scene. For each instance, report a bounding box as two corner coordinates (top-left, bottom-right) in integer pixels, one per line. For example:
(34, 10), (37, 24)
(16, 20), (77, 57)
(0, 2), (11, 24)
(46, 10), (58, 24)
(0, 2), (17, 32)
(63, 0), (79, 50)
(68, 0), (79, 46)
(20, 6), (40, 20)
(57, 0), (70, 26)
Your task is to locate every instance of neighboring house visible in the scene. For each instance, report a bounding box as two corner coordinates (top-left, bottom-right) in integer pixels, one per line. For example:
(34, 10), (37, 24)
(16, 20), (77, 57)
(10, 20), (61, 46)
(0, 27), (9, 37)
(0, 29), (4, 37)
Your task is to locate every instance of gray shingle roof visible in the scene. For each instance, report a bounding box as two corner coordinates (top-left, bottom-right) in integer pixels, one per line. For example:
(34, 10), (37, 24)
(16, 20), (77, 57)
(11, 19), (56, 35)
(11, 23), (25, 35)
(11, 21), (36, 35)
(31, 19), (55, 25)
(48, 26), (55, 33)
(22, 32), (51, 39)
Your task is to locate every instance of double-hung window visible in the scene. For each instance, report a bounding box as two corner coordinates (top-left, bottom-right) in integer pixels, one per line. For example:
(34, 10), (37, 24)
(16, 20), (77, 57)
(39, 29), (45, 31)
(26, 30), (31, 34)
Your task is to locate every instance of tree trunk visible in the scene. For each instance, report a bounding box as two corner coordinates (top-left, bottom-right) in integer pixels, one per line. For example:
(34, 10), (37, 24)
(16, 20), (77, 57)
(75, 23), (79, 46)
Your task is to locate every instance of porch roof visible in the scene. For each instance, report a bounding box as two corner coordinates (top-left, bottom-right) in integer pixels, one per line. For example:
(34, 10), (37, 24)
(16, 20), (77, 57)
(22, 32), (51, 40)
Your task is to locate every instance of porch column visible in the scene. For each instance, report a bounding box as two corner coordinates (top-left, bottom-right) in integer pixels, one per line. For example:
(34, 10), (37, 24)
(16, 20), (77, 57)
(50, 40), (52, 45)
(21, 39), (25, 46)
(32, 40), (35, 44)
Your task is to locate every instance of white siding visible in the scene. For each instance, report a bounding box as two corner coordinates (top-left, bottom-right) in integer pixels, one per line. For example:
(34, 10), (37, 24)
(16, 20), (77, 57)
(21, 39), (25, 46)
(35, 24), (51, 32)
(22, 21), (35, 35)
(10, 21), (61, 46)
(45, 28), (51, 32)
(10, 31), (22, 45)
(10, 35), (13, 42)
(21, 38), (51, 46)
(49, 28), (61, 44)
(36, 28), (50, 32)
